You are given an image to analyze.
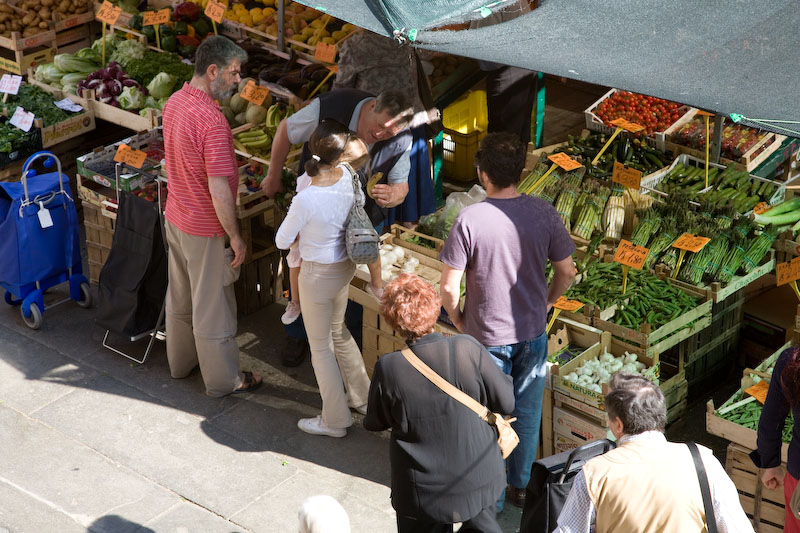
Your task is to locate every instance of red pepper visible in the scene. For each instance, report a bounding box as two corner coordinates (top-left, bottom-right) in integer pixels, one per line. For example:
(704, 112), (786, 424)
(173, 2), (202, 22)
(177, 34), (201, 47)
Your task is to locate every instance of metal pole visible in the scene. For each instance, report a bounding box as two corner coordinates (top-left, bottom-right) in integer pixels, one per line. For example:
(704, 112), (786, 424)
(277, 0), (285, 52)
(710, 114), (723, 164)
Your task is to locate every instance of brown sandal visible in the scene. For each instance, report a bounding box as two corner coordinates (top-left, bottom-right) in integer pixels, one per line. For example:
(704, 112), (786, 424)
(232, 371), (263, 394)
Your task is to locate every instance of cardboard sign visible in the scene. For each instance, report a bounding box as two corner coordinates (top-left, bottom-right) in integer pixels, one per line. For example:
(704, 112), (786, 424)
(609, 118), (645, 133)
(143, 8), (170, 25)
(9, 106), (34, 132)
(204, 0), (225, 23)
(314, 42), (337, 63)
(613, 240), (649, 270)
(745, 381), (769, 404)
(553, 296), (584, 312)
(113, 143), (147, 169)
(240, 80), (269, 106)
(548, 152), (583, 171)
(753, 202), (770, 215)
(0, 74), (22, 95)
(95, 1), (122, 25)
(612, 161), (643, 189)
(672, 233), (711, 253)
(776, 256), (800, 286)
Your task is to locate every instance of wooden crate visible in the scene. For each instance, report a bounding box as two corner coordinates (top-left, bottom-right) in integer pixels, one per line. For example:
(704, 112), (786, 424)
(82, 200), (115, 283)
(233, 249), (280, 316)
(665, 129), (786, 173)
(547, 317), (607, 389)
(726, 443), (786, 533)
(540, 388), (554, 458)
(388, 223), (444, 260)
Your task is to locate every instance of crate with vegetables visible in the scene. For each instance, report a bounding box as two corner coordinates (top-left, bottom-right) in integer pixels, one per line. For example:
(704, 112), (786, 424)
(547, 317), (607, 390)
(76, 127), (163, 191)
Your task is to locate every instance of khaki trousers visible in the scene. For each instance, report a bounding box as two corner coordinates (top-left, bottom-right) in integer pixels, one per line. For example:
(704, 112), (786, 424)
(299, 260), (370, 429)
(165, 221), (243, 397)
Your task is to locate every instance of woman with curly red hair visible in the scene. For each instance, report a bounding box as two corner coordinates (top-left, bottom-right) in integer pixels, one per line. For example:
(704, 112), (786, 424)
(364, 273), (514, 533)
(753, 345), (800, 532)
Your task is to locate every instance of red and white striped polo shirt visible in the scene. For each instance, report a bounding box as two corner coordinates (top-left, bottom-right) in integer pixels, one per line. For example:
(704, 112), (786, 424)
(163, 82), (238, 237)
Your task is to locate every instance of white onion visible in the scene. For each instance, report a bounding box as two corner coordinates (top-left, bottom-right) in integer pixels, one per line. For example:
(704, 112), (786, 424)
(392, 246), (405, 260)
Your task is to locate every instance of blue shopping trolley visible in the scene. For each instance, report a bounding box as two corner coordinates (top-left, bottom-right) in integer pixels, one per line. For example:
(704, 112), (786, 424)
(0, 151), (91, 329)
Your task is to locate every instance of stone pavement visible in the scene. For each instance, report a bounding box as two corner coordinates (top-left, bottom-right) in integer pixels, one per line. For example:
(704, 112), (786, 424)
(0, 284), (524, 533)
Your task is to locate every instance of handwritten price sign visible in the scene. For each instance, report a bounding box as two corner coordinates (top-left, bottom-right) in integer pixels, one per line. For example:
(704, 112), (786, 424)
(0, 74), (22, 95)
(553, 296), (584, 312)
(204, 0), (225, 23)
(613, 240), (649, 270)
(672, 233), (711, 253)
(240, 80), (269, 106)
(777, 256), (800, 286)
(753, 202), (770, 215)
(609, 118), (645, 133)
(9, 106), (34, 132)
(611, 161), (642, 190)
(745, 381), (769, 404)
(95, 1), (122, 25)
(113, 143), (147, 169)
(143, 8), (170, 25)
(548, 152), (583, 171)
(314, 42), (337, 63)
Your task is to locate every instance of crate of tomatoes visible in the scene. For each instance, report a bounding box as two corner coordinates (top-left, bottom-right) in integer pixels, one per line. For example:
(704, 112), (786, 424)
(585, 88), (695, 152)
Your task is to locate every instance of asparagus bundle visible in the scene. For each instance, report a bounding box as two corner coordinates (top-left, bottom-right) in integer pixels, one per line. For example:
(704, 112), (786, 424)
(630, 210), (662, 248)
(643, 217), (678, 269)
(742, 227), (777, 273)
(555, 185), (579, 230)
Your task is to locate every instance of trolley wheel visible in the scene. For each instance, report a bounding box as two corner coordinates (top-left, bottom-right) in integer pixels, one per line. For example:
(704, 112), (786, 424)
(4, 291), (21, 306)
(21, 302), (42, 330)
(75, 282), (92, 309)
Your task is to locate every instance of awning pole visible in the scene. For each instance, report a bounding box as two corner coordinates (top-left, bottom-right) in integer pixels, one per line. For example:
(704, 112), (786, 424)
(277, 0), (285, 52)
(710, 114), (723, 164)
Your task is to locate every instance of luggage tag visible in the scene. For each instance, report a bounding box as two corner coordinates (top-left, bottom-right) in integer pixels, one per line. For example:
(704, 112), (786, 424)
(38, 201), (53, 229)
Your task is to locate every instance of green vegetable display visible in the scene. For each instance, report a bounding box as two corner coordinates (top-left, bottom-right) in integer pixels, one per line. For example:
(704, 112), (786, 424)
(718, 395), (793, 443)
(125, 50), (193, 88)
(6, 85), (78, 127)
(0, 121), (37, 154)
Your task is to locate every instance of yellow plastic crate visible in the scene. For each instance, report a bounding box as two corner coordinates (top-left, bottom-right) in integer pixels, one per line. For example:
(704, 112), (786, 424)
(443, 90), (488, 133)
(441, 90), (488, 182)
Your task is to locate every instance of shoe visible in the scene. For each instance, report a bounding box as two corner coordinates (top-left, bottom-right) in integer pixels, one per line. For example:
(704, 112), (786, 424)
(281, 301), (301, 325)
(366, 283), (384, 301)
(350, 403), (368, 415)
(505, 485), (526, 508)
(297, 415), (346, 438)
(281, 337), (309, 367)
(232, 371), (263, 394)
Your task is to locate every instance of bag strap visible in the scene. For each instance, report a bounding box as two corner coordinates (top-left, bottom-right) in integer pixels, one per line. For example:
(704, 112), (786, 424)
(340, 161), (361, 200)
(687, 441), (718, 533)
(400, 347), (491, 422)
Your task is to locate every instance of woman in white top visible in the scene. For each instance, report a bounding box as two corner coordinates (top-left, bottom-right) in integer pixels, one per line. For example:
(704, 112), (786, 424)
(275, 120), (372, 438)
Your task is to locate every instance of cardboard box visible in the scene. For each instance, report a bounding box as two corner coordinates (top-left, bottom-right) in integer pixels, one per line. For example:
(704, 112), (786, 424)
(553, 406), (609, 451)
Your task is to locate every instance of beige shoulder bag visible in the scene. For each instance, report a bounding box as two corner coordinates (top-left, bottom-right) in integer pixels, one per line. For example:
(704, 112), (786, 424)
(401, 347), (519, 459)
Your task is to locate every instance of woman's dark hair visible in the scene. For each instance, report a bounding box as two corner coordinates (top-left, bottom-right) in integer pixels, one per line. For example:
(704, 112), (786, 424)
(473, 132), (526, 189)
(304, 120), (368, 177)
(780, 346), (800, 406)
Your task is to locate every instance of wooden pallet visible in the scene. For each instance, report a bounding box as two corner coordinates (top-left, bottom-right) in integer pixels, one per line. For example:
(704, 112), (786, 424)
(725, 443), (786, 533)
(82, 200), (115, 283)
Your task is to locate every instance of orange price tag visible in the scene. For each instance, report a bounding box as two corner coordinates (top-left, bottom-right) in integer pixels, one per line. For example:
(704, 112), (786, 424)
(776, 256), (800, 286)
(314, 42), (337, 63)
(610, 118), (645, 133)
(204, 0), (225, 23)
(611, 161), (643, 190)
(672, 233), (711, 253)
(240, 80), (269, 106)
(113, 143), (147, 169)
(553, 296), (584, 312)
(143, 8), (170, 25)
(745, 381), (769, 404)
(696, 110), (715, 117)
(328, 65), (339, 74)
(613, 239), (649, 270)
(548, 152), (583, 171)
(753, 202), (770, 215)
(95, 1), (122, 25)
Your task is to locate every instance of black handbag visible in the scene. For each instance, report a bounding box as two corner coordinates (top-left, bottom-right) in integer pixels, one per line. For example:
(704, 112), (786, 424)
(342, 162), (379, 264)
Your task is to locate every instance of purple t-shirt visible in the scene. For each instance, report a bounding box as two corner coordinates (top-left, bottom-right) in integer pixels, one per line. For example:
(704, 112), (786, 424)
(439, 195), (575, 346)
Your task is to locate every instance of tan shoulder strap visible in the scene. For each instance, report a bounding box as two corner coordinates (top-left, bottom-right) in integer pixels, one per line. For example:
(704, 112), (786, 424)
(401, 347), (490, 422)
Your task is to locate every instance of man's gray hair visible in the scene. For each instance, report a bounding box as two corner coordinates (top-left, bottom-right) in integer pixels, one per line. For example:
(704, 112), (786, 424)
(604, 372), (666, 434)
(194, 35), (247, 77)
(375, 90), (414, 123)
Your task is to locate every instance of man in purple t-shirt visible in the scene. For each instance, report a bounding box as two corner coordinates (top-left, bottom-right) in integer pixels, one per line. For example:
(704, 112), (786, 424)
(440, 132), (576, 512)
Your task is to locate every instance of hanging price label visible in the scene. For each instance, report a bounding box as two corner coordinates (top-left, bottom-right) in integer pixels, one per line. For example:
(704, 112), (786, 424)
(611, 161), (642, 190)
(753, 202), (770, 215)
(0, 74), (22, 95)
(548, 152), (583, 171)
(204, 0), (225, 23)
(54, 98), (84, 113)
(613, 239), (649, 270)
(314, 42), (337, 63)
(672, 233), (711, 253)
(553, 296), (584, 312)
(95, 1), (122, 25)
(143, 8), (170, 25)
(745, 381), (769, 404)
(609, 118), (645, 133)
(9, 106), (35, 132)
(695, 110), (715, 117)
(776, 256), (800, 286)
(113, 143), (148, 169)
(239, 80), (269, 106)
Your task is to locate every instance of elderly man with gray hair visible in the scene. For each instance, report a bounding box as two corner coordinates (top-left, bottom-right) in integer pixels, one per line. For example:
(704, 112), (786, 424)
(555, 372), (753, 533)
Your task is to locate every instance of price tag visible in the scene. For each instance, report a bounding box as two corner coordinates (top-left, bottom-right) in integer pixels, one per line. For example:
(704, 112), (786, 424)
(54, 98), (84, 113)
(143, 8), (170, 25)
(37, 201), (53, 229)
(776, 256), (800, 286)
(611, 161), (642, 190)
(113, 143), (148, 169)
(204, 0), (225, 23)
(672, 233), (711, 253)
(553, 296), (584, 312)
(745, 381), (769, 404)
(328, 64), (339, 74)
(0, 74), (22, 95)
(609, 118), (645, 133)
(753, 202), (770, 215)
(239, 80), (269, 106)
(548, 152), (583, 171)
(95, 1), (122, 25)
(696, 110), (715, 117)
(613, 239), (649, 270)
(314, 42), (337, 63)
(10, 106), (35, 132)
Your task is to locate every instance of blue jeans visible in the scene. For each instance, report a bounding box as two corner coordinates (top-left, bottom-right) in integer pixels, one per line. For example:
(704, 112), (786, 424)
(486, 331), (547, 512)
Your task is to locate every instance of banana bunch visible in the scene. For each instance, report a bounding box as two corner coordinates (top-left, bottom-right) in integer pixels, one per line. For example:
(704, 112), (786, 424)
(234, 127), (273, 158)
(264, 102), (296, 130)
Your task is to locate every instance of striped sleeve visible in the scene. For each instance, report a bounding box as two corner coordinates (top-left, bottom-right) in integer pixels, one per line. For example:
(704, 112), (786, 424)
(203, 123), (236, 178)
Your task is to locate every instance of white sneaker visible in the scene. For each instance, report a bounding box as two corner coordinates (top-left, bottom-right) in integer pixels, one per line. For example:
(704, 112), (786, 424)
(297, 415), (346, 438)
(366, 284), (384, 301)
(281, 301), (301, 325)
(350, 404), (368, 415)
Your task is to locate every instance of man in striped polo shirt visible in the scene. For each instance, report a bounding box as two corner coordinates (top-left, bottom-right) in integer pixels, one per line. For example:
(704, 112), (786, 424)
(161, 36), (262, 396)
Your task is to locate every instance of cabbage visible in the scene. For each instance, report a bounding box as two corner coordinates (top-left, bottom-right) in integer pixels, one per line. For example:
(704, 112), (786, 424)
(109, 39), (147, 68)
(91, 34), (123, 59)
(53, 53), (98, 75)
(143, 95), (158, 109)
(146, 72), (176, 100)
(157, 96), (169, 110)
(119, 86), (145, 110)
(139, 107), (158, 117)
(76, 47), (101, 64)
(34, 63), (66, 84)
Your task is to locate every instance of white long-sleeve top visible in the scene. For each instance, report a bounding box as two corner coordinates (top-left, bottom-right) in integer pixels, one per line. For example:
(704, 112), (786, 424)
(275, 165), (359, 264)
